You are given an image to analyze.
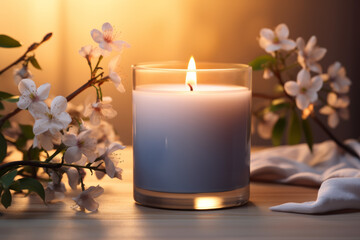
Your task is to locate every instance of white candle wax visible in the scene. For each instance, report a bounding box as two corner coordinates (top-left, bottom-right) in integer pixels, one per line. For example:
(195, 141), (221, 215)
(133, 84), (251, 193)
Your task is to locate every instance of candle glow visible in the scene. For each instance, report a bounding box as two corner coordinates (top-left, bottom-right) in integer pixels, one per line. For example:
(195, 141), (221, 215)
(186, 56), (197, 91)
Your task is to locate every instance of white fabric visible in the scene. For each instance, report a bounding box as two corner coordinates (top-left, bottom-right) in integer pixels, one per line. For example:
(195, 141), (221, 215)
(250, 139), (360, 214)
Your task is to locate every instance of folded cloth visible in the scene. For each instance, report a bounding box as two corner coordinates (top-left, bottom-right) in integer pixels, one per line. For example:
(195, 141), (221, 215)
(250, 139), (360, 214)
(270, 178), (360, 214)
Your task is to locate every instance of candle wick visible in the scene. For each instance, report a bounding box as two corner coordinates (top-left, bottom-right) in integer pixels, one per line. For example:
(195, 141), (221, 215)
(187, 83), (193, 91)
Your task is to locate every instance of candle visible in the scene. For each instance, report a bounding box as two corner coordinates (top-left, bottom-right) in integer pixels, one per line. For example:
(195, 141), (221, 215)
(132, 58), (251, 209)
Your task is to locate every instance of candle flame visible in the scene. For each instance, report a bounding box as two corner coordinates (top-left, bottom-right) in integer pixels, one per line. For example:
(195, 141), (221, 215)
(186, 56), (197, 91)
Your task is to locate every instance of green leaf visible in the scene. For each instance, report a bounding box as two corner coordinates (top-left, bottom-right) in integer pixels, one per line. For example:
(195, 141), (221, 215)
(17, 178), (45, 201)
(0, 91), (18, 103)
(0, 102), (4, 110)
(1, 188), (12, 208)
(0, 170), (17, 188)
(288, 110), (302, 145)
(269, 102), (291, 112)
(0, 133), (6, 163)
(0, 35), (21, 48)
(302, 119), (313, 152)
(19, 124), (34, 139)
(272, 117), (286, 146)
(249, 55), (276, 71)
(29, 56), (42, 70)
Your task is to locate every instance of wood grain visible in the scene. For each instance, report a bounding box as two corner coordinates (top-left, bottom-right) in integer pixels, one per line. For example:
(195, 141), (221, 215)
(1, 147), (359, 240)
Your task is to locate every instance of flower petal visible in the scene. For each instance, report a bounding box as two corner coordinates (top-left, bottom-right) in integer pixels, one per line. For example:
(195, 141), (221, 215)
(38, 132), (54, 151)
(327, 92), (338, 106)
(305, 36), (317, 52)
(91, 29), (103, 43)
(33, 118), (49, 135)
(18, 79), (36, 94)
(265, 44), (281, 53)
(260, 28), (275, 41)
(90, 112), (102, 125)
(29, 102), (48, 119)
(328, 62), (341, 78)
(111, 40), (129, 51)
(17, 95), (32, 109)
(296, 94), (310, 110)
(308, 63), (322, 74)
(51, 96), (68, 115)
(280, 39), (296, 51)
(328, 112), (339, 128)
(306, 89), (318, 103)
(62, 134), (77, 147)
(64, 146), (82, 163)
(339, 108), (349, 120)
(104, 156), (116, 178)
(309, 47), (327, 62)
(66, 168), (79, 190)
(284, 81), (299, 96)
(56, 112), (72, 128)
(297, 69), (311, 88)
(102, 22), (113, 33)
(296, 37), (305, 51)
(275, 23), (289, 39)
(99, 41), (112, 52)
(108, 142), (126, 154)
(88, 185), (104, 198)
(309, 75), (323, 92)
(319, 105), (334, 115)
(37, 83), (51, 101)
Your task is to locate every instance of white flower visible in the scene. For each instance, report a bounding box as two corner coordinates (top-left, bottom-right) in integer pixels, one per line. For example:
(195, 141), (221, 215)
(78, 45), (106, 60)
(319, 92), (350, 128)
(90, 120), (118, 147)
(72, 185), (104, 212)
(98, 142), (125, 178)
(284, 69), (323, 110)
(66, 167), (86, 190)
(33, 130), (61, 151)
(14, 65), (32, 85)
(297, 36), (327, 73)
(257, 112), (279, 139)
(95, 165), (122, 180)
(321, 62), (351, 93)
(83, 97), (117, 125)
(17, 79), (50, 117)
(108, 55), (125, 92)
(259, 23), (296, 53)
(91, 22), (129, 52)
(45, 182), (66, 203)
(263, 68), (274, 79)
(63, 130), (97, 163)
(32, 96), (72, 135)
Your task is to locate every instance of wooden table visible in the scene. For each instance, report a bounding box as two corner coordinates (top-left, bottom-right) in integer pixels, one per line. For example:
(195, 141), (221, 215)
(1, 147), (360, 240)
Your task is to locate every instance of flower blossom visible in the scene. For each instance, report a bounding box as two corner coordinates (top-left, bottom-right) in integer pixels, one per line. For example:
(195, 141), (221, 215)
(13, 65), (32, 85)
(284, 69), (323, 110)
(319, 92), (350, 128)
(73, 185), (104, 212)
(259, 23), (296, 53)
(83, 97), (117, 125)
(33, 130), (62, 151)
(32, 96), (72, 135)
(297, 36), (327, 73)
(321, 62), (351, 94)
(257, 112), (279, 139)
(78, 45), (105, 60)
(63, 130), (97, 163)
(91, 22), (129, 52)
(98, 142), (125, 178)
(17, 79), (50, 117)
(263, 68), (274, 79)
(108, 55), (125, 92)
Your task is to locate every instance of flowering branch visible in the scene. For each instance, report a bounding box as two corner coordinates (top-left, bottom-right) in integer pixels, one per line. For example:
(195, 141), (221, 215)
(251, 23), (358, 159)
(0, 33), (52, 75)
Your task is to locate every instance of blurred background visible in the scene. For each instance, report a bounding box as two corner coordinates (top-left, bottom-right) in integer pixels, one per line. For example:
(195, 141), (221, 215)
(0, 0), (359, 146)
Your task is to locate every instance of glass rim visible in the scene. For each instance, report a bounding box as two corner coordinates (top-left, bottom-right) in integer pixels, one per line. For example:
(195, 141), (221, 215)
(132, 61), (252, 72)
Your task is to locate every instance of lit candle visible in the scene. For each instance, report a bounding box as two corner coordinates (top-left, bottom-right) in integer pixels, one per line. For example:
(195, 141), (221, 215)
(132, 57), (251, 209)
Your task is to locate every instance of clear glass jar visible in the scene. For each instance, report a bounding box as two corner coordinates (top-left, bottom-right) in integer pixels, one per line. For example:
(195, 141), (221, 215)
(132, 61), (252, 210)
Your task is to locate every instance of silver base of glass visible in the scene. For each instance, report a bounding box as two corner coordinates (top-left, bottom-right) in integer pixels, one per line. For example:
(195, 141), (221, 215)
(134, 185), (249, 210)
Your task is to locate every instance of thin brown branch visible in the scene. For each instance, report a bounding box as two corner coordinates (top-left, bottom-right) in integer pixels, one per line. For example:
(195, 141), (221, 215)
(311, 115), (360, 159)
(0, 33), (52, 75)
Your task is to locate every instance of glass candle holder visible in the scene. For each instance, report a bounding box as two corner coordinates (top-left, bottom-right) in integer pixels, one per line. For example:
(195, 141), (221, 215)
(132, 61), (252, 210)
